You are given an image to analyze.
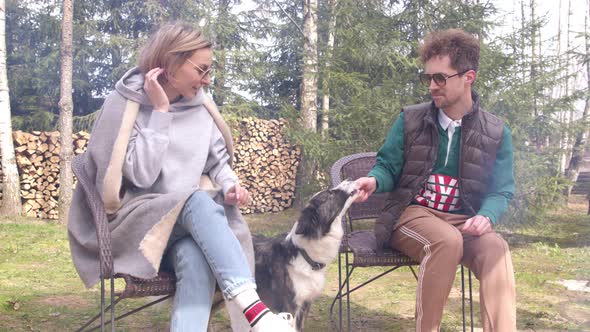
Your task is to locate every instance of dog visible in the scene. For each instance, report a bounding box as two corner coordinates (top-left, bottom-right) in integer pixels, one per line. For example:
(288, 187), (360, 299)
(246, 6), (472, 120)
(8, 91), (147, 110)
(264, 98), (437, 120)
(252, 179), (358, 331)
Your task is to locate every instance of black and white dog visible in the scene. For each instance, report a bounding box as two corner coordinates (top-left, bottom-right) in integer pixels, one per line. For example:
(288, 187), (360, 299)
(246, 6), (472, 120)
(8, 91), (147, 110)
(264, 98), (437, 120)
(253, 180), (358, 331)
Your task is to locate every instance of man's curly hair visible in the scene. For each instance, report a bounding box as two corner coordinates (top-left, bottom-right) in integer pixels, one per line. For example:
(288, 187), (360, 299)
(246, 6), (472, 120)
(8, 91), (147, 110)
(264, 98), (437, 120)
(419, 29), (480, 73)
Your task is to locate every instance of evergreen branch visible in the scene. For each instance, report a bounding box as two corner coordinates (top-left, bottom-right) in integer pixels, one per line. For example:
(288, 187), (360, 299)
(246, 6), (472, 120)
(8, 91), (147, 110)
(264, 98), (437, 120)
(272, 0), (305, 37)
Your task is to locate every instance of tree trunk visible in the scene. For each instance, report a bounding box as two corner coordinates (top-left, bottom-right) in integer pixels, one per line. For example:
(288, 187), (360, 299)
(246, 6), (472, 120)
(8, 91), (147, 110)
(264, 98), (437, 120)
(295, 0), (319, 207)
(300, 0), (318, 131)
(0, 0), (22, 216)
(58, 0), (74, 224)
(565, 0), (574, 163)
(557, 0), (568, 173)
(521, 0), (527, 83)
(213, 0), (229, 107)
(564, 0), (590, 197)
(320, 0), (337, 137)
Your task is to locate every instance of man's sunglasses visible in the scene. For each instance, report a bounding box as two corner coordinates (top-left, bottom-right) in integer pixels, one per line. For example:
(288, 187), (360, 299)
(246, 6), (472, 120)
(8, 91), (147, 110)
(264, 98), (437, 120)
(419, 70), (469, 87)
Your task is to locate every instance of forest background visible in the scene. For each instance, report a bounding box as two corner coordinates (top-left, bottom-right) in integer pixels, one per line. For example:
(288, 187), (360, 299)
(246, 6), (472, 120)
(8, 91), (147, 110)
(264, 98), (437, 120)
(1, 0), (589, 223)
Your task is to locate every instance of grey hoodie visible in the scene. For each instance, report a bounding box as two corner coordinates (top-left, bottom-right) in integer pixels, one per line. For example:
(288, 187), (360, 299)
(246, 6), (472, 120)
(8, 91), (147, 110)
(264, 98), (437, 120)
(68, 67), (253, 289)
(116, 67), (238, 201)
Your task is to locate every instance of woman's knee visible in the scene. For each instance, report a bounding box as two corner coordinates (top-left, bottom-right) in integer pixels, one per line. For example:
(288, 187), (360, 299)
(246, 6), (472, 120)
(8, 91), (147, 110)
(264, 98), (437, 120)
(171, 237), (215, 284)
(181, 191), (226, 223)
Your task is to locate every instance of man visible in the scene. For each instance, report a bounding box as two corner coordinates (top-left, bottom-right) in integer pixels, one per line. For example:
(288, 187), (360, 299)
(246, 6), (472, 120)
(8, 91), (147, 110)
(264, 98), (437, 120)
(355, 29), (517, 331)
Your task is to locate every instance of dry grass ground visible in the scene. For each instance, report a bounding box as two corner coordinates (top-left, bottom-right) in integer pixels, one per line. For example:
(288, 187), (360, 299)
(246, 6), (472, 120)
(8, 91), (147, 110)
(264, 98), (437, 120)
(1, 196), (588, 331)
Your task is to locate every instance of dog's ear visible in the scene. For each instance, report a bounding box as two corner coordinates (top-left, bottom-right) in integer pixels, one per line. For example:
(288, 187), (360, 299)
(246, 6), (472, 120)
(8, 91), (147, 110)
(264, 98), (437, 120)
(295, 206), (320, 238)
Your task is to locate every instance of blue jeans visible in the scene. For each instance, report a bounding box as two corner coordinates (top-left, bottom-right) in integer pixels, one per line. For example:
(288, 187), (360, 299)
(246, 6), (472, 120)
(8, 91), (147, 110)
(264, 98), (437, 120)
(161, 191), (256, 331)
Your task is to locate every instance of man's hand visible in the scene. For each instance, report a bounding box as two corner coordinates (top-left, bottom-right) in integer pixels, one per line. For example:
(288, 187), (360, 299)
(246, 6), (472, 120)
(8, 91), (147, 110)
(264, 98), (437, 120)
(224, 183), (251, 207)
(354, 177), (377, 203)
(461, 215), (493, 236)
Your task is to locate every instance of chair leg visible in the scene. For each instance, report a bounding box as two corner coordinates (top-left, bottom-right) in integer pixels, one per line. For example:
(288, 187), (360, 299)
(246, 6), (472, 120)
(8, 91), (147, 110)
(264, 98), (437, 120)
(75, 293), (122, 332)
(110, 277), (115, 332)
(345, 249), (351, 332)
(469, 269), (474, 332)
(329, 252), (356, 332)
(338, 252), (343, 332)
(330, 263), (406, 331)
(461, 265), (466, 332)
(460, 266), (475, 332)
(330, 253), (352, 332)
(409, 265), (418, 281)
(85, 295), (173, 332)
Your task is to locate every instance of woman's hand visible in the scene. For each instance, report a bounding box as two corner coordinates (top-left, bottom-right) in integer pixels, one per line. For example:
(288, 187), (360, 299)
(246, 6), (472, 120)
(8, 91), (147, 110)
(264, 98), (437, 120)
(144, 67), (170, 113)
(224, 183), (251, 207)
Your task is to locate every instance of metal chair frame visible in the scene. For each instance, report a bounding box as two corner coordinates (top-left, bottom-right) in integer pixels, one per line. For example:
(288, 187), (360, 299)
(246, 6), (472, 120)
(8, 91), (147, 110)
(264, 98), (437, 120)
(71, 153), (176, 332)
(329, 152), (474, 332)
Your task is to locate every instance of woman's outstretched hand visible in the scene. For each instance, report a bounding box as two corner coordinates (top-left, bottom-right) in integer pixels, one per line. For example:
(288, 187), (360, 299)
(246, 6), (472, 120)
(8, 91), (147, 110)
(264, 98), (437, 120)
(225, 183), (251, 207)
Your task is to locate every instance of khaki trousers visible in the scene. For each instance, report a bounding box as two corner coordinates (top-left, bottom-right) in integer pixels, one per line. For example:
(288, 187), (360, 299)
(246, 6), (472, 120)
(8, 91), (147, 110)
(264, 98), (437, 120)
(390, 205), (516, 332)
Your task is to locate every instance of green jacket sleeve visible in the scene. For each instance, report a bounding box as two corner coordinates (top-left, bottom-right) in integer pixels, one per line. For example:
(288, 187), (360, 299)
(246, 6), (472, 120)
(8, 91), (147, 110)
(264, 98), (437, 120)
(477, 125), (515, 224)
(368, 113), (405, 193)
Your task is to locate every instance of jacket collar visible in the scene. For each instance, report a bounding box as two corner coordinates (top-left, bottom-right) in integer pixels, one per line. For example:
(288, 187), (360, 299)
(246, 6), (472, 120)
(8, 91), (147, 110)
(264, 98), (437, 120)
(425, 90), (481, 126)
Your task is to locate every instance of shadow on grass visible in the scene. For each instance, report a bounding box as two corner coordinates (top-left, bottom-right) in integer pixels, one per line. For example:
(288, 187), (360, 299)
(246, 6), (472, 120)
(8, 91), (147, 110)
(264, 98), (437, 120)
(497, 212), (590, 250)
(310, 294), (416, 332)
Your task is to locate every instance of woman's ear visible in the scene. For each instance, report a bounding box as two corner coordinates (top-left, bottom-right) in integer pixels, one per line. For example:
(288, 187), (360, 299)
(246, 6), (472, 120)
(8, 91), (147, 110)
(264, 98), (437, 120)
(163, 70), (173, 81)
(160, 69), (174, 86)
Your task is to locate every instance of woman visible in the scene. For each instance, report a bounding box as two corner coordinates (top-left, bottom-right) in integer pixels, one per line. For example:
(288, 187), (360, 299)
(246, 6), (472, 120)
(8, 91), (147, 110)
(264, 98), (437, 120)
(68, 22), (294, 331)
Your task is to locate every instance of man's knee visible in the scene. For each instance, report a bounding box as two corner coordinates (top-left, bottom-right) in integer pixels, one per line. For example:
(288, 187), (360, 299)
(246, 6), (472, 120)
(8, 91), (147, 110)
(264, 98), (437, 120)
(434, 228), (463, 263)
(475, 233), (511, 262)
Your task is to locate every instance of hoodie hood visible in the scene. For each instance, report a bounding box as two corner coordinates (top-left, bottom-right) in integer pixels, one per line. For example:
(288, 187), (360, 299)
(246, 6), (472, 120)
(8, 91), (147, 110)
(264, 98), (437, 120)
(115, 67), (205, 111)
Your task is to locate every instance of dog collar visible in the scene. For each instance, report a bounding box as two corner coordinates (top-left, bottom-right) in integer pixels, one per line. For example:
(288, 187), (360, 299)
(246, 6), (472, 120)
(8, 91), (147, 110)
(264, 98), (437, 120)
(299, 248), (325, 271)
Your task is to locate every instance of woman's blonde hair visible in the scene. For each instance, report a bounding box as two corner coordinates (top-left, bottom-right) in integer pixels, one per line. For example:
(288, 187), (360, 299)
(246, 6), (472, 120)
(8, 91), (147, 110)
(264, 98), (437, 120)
(138, 22), (212, 75)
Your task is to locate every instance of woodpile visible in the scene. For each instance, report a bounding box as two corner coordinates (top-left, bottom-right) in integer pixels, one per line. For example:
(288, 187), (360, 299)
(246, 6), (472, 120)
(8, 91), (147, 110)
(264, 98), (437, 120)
(234, 118), (300, 214)
(7, 118), (299, 219)
(12, 130), (89, 219)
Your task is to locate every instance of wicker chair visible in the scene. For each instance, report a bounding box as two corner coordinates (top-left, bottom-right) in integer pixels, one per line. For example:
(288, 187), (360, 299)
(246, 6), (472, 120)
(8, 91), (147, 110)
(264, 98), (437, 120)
(329, 152), (474, 332)
(71, 153), (176, 332)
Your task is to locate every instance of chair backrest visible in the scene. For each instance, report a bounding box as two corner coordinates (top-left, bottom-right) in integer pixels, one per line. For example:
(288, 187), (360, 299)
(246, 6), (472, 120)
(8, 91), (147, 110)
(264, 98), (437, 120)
(330, 152), (388, 221)
(71, 152), (114, 278)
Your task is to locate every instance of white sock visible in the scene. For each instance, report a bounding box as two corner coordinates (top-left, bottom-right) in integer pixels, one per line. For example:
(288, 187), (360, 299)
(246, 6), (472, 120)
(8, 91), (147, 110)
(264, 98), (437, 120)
(233, 289), (294, 331)
(233, 289), (261, 310)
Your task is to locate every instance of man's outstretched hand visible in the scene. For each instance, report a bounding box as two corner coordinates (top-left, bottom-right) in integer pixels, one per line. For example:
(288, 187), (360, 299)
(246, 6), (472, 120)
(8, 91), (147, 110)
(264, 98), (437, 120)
(354, 177), (377, 203)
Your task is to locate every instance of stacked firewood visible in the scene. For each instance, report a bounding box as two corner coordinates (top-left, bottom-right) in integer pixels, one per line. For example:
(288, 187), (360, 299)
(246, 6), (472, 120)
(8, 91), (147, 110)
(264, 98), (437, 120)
(234, 118), (300, 214)
(8, 118), (299, 219)
(12, 130), (89, 219)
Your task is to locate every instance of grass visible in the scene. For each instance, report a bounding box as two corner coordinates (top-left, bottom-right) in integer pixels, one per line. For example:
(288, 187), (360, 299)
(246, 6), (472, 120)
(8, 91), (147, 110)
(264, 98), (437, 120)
(0, 197), (589, 331)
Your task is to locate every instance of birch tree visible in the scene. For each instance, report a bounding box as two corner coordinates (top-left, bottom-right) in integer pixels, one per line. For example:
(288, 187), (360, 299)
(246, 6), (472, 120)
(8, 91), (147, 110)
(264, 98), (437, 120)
(0, 0), (21, 216)
(300, 0), (318, 131)
(320, 0), (336, 137)
(294, 0), (319, 206)
(57, 0), (73, 224)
